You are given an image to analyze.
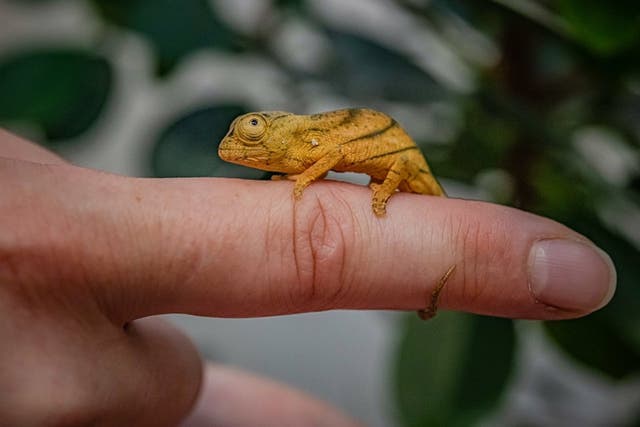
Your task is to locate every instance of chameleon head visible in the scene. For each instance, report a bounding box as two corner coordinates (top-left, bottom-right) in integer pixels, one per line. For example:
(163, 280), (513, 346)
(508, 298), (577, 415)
(218, 111), (294, 172)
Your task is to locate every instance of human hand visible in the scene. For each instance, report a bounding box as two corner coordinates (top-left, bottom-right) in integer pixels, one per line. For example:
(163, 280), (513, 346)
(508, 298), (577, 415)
(0, 129), (615, 426)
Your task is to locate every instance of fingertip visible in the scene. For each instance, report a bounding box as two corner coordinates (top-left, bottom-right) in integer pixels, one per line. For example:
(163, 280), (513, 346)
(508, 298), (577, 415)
(95, 177), (616, 322)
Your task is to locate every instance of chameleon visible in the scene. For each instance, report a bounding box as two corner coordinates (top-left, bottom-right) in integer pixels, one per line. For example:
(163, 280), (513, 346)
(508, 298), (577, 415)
(217, 108), (453, 319)
(217, 108), (446, 217)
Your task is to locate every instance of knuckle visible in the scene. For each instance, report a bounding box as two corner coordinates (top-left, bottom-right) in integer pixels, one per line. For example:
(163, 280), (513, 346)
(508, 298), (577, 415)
(0, 165), (78, 296)
(0, 212), (58, 292)
(289, 188), (353, 310)
(451, 206), (513, 304)
(0, 211), (33, 290)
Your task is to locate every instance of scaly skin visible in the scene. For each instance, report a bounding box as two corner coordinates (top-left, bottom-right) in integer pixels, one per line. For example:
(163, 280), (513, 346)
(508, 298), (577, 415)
(218, 108), (446, 216)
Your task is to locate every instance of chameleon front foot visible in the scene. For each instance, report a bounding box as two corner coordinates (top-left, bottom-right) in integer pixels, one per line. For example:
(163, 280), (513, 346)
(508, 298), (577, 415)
(271, 174), (307, 199)
(417, 264), (456, 320)
(293, 180), (312, 200)
(371, 199), (388, 217)
(370, 185), (392, 217)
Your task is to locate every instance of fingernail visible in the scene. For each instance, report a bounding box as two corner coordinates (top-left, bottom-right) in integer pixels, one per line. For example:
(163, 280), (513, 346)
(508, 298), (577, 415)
(528, 239), (617, 312)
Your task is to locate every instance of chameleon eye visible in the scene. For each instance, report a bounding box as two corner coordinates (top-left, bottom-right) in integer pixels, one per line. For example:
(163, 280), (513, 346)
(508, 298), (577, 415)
(238, 114), (267, 143)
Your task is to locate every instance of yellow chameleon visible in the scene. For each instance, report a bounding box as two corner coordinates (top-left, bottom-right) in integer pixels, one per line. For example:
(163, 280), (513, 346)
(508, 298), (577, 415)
(218, 108), (453, 318)
(218, 108), (446, 217)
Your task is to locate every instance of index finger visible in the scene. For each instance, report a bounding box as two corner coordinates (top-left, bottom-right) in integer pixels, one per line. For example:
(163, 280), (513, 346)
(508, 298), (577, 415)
(8, 163), (616, 323)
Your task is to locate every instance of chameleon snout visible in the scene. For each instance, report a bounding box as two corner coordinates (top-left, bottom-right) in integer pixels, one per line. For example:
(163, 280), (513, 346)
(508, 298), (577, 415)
(217, 136), (237, 161)
(218, 136), (265, 166)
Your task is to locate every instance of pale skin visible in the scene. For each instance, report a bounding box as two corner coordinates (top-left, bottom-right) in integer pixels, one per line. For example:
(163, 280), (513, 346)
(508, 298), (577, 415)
(0, 129), (616, 426)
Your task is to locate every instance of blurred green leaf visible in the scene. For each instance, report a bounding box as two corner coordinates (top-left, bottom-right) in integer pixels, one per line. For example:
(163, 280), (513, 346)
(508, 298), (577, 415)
(433, 95), (523, 184)
(274, 0), (306, 11)
(325, 30), (448, 103)
(556, 0), (640, 55)
(89, 0), (239, 75)
(490, 0), (569, 36)
(0, 49), (111, 141)
(395, 313), (515, 427)
(615, 92), (640, 147)
(545, 313), (640, 380)
(151, 105), (268, 179)
(530, 158), (594, 219)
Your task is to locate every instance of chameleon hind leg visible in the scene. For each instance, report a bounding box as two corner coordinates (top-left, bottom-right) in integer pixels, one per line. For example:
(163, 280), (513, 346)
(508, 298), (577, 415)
(401, 163), (446, 197)
(370, 156), (412, 216)
(417, 264), (456, 320)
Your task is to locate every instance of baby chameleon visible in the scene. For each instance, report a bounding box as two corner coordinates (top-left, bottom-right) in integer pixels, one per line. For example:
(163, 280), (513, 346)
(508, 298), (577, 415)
(218, 108), (454, 319)
(218, 108), (446, 216)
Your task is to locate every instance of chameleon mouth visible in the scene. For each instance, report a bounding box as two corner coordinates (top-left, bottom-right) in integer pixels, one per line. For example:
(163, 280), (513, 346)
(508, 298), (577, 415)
(218, 148), (249, 164)
(218, 137), (244, 161)
(217, 146), (236, 161)
(218, 143), (266, 165)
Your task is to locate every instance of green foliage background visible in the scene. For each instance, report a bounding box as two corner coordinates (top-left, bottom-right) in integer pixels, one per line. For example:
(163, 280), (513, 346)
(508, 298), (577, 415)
(1, 0), (639, 425)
